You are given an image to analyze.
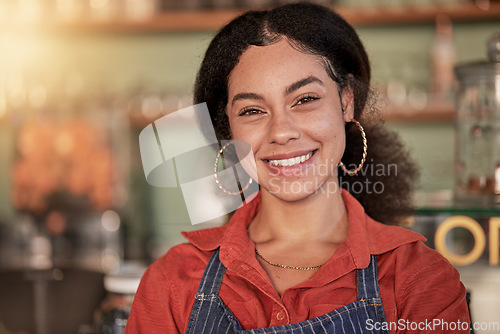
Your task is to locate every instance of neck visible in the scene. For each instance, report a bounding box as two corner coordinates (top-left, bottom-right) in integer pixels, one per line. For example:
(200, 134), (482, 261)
(249, 182), (348, 245)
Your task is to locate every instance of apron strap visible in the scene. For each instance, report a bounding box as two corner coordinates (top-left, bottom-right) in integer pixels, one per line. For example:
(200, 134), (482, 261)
(195, 248), (227, 295)
(356, 255), (381, 300)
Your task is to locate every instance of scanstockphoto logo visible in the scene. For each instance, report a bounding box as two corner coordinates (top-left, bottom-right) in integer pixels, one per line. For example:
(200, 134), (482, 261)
(139, 103), (259, 225)
(366, 319), (500, 332)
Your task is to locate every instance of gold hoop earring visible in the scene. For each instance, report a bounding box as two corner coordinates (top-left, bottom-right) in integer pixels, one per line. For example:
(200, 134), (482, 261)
(339, 119), (367, 175)
(213, 142), (253, 195)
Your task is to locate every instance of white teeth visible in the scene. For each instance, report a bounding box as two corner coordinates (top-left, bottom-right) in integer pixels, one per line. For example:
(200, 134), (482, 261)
(266, 152), (314, 167)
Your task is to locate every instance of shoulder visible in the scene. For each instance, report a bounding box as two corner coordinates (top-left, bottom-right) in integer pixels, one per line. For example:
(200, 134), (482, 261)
(148, 242), (214, 283)
(365, 215), (426, 255)
(378, 239), (466, 313)
(393, 240), (461, 287)
(135, 242), (214, 304)
(377, 239), (468, 324)
(390, 242), (468, 327)
(378, 238), (456, 281)
(371, 221), (463, 304)
(128, 243), (216, 332)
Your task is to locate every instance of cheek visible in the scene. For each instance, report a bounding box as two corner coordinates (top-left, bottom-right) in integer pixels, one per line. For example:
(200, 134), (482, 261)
(227, 122), (261, 181)
(229, 122), (248, 141)
(308, 113), (345, 145)
(228, 123), (261, 155)
(228, 115), (251, 140)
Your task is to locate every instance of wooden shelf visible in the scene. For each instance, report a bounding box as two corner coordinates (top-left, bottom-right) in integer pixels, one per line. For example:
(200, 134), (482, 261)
(43, 10), (246, 33)
(384, 102), (455, 123)
(5, 2), (500, 33)
(338, 2), (500, 27)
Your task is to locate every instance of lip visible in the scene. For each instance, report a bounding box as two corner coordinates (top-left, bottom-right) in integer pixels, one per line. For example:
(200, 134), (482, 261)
(262, 149), (317, 161)
(262, 149), (318, 177)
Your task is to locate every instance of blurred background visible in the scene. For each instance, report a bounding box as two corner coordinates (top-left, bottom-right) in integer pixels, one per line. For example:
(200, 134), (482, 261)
(0, 0), (499, 333)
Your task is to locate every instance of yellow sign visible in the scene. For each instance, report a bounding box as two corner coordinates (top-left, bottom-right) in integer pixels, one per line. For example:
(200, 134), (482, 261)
(434, 216), (500, 266)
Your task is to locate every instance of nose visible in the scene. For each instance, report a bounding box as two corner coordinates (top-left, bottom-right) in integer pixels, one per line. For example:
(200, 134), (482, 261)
(267, 109), (301, 145)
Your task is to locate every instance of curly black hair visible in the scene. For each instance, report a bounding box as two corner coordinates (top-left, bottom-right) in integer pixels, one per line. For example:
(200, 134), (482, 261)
(194, 2), (419, 225)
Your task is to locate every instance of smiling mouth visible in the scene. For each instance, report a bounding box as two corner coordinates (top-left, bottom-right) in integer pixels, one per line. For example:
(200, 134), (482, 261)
(264, 150), (317, 167)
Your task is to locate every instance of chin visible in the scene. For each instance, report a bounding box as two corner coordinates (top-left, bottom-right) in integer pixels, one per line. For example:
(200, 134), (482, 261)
(262, 175), (342, 202)
(267, 191), (314, 203)
(262, 179), (321, 202)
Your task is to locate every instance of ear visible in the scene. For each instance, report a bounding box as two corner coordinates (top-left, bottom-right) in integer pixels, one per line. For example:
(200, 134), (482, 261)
(341, 87), (355, 123)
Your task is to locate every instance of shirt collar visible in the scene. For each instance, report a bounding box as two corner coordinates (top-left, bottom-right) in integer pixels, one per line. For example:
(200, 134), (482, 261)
(182, 189), (425, 272)
(340, 189), (426, 268)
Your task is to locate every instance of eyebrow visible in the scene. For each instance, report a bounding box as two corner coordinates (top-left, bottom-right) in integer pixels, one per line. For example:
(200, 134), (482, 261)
(285, 76), (323, 95)
(230, 76), (324, 107)
(231, 92), (264, 106)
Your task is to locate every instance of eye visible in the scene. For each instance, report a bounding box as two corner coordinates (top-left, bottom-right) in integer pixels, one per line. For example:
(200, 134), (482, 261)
(238, 107), (265, 116)
(293, 94), (319, 107)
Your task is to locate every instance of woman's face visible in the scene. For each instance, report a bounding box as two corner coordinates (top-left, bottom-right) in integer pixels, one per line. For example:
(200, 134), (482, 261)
(226, 39), (354, 202)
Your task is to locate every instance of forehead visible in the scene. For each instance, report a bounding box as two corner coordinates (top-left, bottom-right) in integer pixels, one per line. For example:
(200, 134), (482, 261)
(228, 39), (329, 92)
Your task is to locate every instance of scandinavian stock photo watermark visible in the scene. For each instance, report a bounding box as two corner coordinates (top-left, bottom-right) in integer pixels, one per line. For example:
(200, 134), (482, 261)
(139, 103), (259, 225)
(267, 159), (396, 197)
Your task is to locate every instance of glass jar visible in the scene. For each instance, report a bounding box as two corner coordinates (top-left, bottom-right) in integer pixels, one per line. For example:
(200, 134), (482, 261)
(454, 32), (500, 205)
(94, 268), (143, 334)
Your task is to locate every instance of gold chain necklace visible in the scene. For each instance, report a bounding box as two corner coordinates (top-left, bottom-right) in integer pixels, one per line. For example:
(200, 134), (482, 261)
(255, 248), (323, 271)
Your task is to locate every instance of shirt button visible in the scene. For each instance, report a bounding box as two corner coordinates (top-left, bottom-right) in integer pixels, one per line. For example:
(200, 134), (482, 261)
(276, 310), (285, 321)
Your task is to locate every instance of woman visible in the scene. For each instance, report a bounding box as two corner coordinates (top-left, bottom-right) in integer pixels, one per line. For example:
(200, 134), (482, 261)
(126, 3), (469, 333)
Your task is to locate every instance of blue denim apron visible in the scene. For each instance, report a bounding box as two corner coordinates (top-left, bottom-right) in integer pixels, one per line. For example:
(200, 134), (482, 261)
(186, 249), (388, 333)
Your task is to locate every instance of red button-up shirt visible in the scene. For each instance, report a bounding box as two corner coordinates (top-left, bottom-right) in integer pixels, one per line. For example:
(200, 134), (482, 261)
(126, 190), (469, 333)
